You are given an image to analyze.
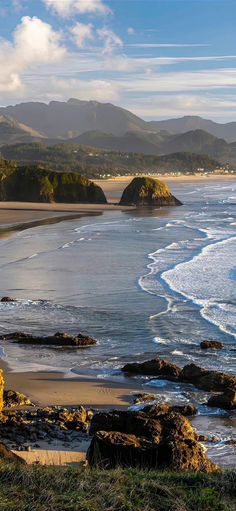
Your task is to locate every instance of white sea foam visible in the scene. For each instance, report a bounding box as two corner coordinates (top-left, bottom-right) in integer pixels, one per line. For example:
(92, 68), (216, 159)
(162, 236), (236, 339)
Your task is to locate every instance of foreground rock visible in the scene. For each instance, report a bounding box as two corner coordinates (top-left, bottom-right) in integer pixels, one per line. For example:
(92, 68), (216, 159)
(4, 390), (33, 408)
(0, 441), (25, 464)
(87, 409), (217, 472)
(0, 331), (97, 347)
(119, 177), (182, 207)
(200, 340), (224, 350)
(122, 358), (181, 378)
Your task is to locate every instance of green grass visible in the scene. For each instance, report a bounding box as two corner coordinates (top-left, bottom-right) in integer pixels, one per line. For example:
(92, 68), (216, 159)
(0, 463), (235, 511)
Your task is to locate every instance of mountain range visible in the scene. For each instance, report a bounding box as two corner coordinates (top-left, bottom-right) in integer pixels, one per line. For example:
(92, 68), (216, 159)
(0, 99), (236, 164)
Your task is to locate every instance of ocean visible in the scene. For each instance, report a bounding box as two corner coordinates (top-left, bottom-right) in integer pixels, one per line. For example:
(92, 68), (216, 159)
(0, 177), (235, 465)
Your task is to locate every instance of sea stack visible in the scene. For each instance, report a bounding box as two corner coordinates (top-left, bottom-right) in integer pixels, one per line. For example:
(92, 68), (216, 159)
(119, 177), (182, 206)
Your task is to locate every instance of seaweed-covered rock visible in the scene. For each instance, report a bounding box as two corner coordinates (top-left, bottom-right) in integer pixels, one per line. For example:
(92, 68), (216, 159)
(200, 340), (223, 350)
(0, 331), (97, 347)
(122, 358), (181, 378)
(119, 177), (182, 206)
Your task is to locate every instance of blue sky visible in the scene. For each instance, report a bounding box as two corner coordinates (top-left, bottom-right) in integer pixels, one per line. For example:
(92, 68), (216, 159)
(0, 0), (236, 121)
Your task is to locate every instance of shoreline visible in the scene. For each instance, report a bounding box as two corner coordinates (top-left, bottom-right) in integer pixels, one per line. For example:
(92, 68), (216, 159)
(0, 359), (141, 410)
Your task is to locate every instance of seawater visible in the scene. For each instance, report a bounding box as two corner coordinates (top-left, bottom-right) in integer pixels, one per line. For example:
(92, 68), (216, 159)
(0, 178), (235, 465)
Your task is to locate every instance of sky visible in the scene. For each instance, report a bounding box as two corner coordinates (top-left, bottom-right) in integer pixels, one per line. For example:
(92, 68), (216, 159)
(0, 0), (236, 121)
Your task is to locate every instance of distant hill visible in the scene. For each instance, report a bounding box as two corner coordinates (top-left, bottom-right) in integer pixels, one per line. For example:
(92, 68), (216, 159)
(148, 116), (236, 143)
(70, 128), (235, 162)
(1, 100), (236, 144)
(0, 99), (148, 139)
(0, 142), (222, 178)
(0, 115), (45, 145)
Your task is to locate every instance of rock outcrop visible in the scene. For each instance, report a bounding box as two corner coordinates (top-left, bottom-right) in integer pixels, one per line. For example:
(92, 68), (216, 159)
(122, 359), (236, 410)
(119, 177), (182, 206)
(0, 164), (107, 204)
(200, 340), (223, 350)
(122, 358), (181, 378)
(0, 331), (97, 347)
(87, 408), (217, 472)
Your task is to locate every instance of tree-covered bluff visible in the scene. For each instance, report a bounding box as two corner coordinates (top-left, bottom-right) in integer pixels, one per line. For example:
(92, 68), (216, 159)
(0, 142), (223, 178)
(0, 160), (107, 203)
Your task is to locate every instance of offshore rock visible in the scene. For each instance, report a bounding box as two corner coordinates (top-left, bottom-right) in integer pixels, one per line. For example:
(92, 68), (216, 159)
(200, 340), (224, 350)
(122, 358), (181, 378)
(0, 331), (97, 347)
(0, 297), (16, 302)
(181, 364), (236, 392)
(207, 389), (236, 410)
(119, 177), (182, 206)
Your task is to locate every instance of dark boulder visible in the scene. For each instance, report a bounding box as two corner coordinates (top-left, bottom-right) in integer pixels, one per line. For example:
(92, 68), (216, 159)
(200, 340), (223, 350)
(0, 297), (16, 302)
(90, 410), (162, 442)
(122, 358), (181, 378)
(119, 177), (182, 207)
(207, 389), (236, 410)
(157, 437), (216, 472)
(87, 431), (159, 469)
(0, 331), (97, 347)
(87, 410), (217, 472)
(181, 364), (236, 392)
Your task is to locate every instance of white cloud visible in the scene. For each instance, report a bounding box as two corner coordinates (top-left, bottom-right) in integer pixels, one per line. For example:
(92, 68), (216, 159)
(97, 27), (123, 54)
(0, 16), (65, 92)
(43, 0), (111, 17)
(128, 94), (236, 120)
(70, 22), (94, 48)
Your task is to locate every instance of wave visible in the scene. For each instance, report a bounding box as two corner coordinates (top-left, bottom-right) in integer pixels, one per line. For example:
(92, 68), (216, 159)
(162, 236), (236, 339)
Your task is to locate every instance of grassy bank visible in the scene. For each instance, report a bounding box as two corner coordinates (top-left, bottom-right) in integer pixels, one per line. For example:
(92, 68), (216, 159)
(0, 463), (235, 511)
